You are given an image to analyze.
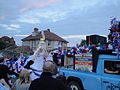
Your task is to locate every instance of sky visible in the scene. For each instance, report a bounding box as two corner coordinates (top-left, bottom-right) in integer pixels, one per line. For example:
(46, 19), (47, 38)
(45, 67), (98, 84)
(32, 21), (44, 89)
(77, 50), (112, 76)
(0, 0), (120, 46)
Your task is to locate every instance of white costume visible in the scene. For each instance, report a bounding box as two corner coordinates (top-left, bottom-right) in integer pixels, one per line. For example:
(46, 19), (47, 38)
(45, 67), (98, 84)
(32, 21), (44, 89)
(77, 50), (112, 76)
(30, 52), (46, 81)
(45, 53), (53, 61)
(30, 53), (45, 71)
(23, 55), (34, 67)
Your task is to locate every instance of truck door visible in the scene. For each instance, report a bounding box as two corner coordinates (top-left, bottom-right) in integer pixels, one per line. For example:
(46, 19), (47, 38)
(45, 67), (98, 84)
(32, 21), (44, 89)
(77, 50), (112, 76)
(102, 60), (120, 90)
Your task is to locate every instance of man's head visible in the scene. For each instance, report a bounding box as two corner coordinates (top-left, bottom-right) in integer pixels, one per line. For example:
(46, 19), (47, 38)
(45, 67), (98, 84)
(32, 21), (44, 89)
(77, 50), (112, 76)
(43, 61), (58, 75)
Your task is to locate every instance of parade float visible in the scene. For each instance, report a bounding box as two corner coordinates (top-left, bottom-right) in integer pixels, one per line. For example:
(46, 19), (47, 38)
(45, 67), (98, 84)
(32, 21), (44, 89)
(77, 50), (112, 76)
(2, 17), (120, 90)
(58, 17), (120, 90)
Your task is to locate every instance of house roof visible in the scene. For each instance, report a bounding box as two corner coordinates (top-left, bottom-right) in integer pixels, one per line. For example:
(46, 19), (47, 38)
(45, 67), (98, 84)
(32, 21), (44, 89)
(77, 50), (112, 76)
(22, 30), (68, 43)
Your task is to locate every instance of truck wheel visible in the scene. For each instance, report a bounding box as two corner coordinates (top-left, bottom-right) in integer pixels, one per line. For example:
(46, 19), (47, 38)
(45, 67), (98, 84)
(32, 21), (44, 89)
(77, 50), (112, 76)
(67, 81), (83, 90)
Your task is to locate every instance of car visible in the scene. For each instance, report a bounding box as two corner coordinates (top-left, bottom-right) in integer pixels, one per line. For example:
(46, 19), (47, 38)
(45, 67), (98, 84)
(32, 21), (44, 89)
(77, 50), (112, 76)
(59, 50), (120, 90)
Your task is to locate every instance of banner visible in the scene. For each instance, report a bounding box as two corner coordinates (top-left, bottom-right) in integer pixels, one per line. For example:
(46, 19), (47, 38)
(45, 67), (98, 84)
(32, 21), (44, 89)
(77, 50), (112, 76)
(75, 54), (92, 72)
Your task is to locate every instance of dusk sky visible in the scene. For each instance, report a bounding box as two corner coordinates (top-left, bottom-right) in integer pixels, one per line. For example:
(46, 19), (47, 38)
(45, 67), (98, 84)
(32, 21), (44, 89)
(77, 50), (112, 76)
(0, 0), (120, 46)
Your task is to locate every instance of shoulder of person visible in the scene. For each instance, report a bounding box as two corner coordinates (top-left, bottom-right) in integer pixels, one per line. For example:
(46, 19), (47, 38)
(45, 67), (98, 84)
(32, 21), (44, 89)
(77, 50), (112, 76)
(56, 79), (66, 90)
(0, 83), (9, 90)
(31, 78), (41, 84)
(0, 64), (8, 70)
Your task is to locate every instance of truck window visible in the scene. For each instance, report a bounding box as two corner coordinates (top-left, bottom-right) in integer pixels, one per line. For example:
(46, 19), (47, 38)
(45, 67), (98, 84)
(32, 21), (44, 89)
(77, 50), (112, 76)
(104, 61), (120, 75)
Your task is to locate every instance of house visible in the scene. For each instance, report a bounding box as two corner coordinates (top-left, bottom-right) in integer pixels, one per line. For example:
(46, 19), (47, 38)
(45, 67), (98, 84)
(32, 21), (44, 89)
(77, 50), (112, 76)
(21, 28), (68, 50)
(86, 35), (107, 45)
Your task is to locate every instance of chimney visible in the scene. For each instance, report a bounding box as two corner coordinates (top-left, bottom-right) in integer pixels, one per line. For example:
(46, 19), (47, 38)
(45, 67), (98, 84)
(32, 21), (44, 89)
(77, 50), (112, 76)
(32, 28), (39, 36)
(47, 28), (50, 32)
(34, 28), (39, 32)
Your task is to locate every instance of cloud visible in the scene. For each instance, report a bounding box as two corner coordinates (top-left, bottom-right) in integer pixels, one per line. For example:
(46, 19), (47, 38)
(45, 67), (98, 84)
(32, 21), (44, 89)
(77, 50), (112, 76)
(10, 24), (21, 28)
(0, 24), (8, 28)
(62, 35), (85, 46)
(20, 0), (63, 13)
(16, 0), (120, 25)
(62, 34), (107, 39)
(18, 0), (113, 24)
(0, 14), (12, 20)
(62, 34), (107, 46)
(62, 34), (106, 39)
(0, 24), (21, 32)
(18, 16), (40, 24)
(62, 35), (86, 39)
(0, 16), (5, 20)
(17, 9), (69, 24)
(14, 35), (29, 37)
(70, 0), (100, 10)
(62, 35), (86, 47)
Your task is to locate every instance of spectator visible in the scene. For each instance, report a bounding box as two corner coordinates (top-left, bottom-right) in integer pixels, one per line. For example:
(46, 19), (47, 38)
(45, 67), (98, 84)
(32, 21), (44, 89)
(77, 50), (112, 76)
(104, 61), (119, 74)
(11, 69), (31, 90)
(0, 79), (10, 90)
(0, 57), (19, 87)
(29, 60), (66, 90)
(45, 50), (53, 61)
(56, 75), (71, 90)
(104, 68), (119, 74)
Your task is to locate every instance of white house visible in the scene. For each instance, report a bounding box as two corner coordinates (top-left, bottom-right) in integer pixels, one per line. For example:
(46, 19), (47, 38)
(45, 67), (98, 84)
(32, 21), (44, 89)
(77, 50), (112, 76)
(21, 28), (68, 51)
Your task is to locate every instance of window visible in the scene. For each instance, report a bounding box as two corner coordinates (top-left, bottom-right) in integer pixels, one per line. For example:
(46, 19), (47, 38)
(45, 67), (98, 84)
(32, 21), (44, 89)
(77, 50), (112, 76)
(104, 61), (120, 75)
(48, 41), (51, 46)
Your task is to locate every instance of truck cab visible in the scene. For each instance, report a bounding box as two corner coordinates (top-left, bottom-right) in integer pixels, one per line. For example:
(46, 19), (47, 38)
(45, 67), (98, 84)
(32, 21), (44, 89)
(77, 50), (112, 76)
(59, 50), (120, 90)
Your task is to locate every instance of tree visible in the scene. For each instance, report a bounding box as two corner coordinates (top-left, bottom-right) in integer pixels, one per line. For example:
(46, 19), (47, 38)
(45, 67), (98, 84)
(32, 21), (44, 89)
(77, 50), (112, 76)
(0, 40), (6, 50)
(0, 40), (13, 50)
(80, 39), (86, 46)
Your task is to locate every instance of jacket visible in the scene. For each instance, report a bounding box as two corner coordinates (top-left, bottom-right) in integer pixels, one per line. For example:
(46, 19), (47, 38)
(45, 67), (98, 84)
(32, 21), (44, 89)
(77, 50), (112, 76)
(29, 72), (66, 90)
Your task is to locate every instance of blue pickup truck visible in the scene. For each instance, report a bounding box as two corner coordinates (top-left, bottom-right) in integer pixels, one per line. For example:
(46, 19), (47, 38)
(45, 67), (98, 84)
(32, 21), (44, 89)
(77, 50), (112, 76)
(59, 50), (120, 90)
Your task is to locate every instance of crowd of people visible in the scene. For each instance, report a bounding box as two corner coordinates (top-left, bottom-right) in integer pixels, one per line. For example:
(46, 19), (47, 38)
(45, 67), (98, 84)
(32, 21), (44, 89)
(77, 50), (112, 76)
(1, 42), (107, 90)
(0, 17), (120, 90)
(0, 47), (72, 90)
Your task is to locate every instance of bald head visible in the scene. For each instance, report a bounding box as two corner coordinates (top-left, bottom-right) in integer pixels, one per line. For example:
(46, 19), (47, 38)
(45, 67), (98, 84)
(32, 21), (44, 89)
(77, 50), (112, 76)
(43, 61), (57, 75)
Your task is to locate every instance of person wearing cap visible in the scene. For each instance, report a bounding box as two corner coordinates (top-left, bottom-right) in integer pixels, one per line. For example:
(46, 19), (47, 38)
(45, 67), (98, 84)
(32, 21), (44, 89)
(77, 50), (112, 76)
(29, 60), (66, 90)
